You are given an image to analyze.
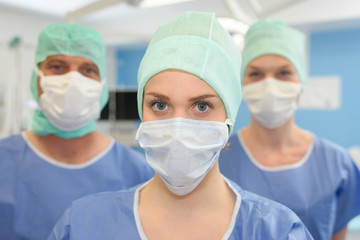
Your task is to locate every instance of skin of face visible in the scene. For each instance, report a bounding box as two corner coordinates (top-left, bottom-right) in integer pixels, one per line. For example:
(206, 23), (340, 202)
(243, 54), (300, 86)
(142, 69), (226, 123)
(37, 54), (100, 97)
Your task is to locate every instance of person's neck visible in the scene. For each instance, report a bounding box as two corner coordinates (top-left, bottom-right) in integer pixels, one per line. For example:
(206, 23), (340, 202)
(26, 130), (111, 164)
(138, 162), (236, 239)
(141, 162), (235, 211)
(243, 116), (302, 149)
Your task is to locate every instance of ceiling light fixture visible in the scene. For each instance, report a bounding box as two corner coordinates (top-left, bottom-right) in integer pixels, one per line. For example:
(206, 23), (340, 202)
(139, 0), (192, 8)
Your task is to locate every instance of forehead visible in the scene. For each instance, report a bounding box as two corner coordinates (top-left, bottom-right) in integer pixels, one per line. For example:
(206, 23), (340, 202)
(249, 54), (293, 69)
(144, 70), (219, 96)
(41, 54), (96, 66)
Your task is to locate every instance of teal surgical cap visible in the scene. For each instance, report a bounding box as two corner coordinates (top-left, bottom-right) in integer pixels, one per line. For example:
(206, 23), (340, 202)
(137, 11), (242, 132)
(241, 19), (306, 84)
(30, 23), (109, 139)
(30, 23), (108, 108)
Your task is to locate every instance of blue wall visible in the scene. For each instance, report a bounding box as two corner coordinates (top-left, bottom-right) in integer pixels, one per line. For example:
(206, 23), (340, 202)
(233, 27), (360, 148)
(116, 46), (147, 88)
(300, 28), (360, 147)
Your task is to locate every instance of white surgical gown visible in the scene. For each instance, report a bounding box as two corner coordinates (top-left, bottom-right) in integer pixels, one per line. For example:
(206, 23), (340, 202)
(0, 132), (154, 240)
(219, 132), (360, 240)
(47, 178), (314, 240)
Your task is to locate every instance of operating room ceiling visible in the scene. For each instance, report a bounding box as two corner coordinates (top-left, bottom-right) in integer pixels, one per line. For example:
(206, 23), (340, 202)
(1, 0), (360, 43)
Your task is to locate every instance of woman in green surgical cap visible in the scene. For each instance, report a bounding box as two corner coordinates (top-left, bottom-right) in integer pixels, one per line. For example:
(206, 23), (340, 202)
(219, 19), (360, 240)
(48, 12), (313, 240)
(0, 23), (153, 240)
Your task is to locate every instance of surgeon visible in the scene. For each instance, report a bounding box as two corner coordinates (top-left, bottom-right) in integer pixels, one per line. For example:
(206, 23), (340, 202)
(219, 19), (360, 240)
(0, 23), (153, 240)
(47, 12), (313, 240)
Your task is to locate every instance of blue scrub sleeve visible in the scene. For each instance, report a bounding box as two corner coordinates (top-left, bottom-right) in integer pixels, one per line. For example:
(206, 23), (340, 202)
(287, 222), (314, 240)
(47, 208), (71, 240)
(334, 156), (360, 233)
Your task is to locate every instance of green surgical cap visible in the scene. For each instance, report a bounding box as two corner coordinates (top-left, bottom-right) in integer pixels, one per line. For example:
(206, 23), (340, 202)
(137, 11), (242, 132)
(30, 23), (108, 108)
(241, 19), (306, 84)
(30, 23), (109, 138)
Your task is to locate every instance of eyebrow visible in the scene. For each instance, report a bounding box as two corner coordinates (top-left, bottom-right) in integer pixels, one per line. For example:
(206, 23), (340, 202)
(248, 64), (293, 70)
(43, 59), (66, 66)
(189, 94), (219, 102)
(145, 92), (219, 102)
(81, 62), (98, 68)
(145, 92), (170, 101)
(247, 65), (261, 71)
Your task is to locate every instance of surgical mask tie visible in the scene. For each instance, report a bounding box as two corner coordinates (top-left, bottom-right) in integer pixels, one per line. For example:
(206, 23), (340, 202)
(243, 78), (302, 129)
(35, 67), (103, 131)
(135, 118), (230, 196)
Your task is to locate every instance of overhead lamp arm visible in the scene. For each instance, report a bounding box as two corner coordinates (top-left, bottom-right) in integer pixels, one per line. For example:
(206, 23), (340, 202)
(66, 0), (142, 23)
(249, 0), (305, 18)
(224, 0), (255, 25)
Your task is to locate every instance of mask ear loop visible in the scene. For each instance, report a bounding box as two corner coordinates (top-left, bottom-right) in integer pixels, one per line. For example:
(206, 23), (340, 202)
(33, 66), (48, 98)
(225, 119), (234, 126)
(135, 122), (144, 141)
(222, 119), (233, 150)
(224, 119), (234, 141)
(33, 66), (44, 78)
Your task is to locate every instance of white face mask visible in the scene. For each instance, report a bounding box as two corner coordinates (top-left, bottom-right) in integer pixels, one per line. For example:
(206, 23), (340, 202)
(135, 118), (230, 196)
(243, 78), (302, 129)
(35, 68), (103, 131)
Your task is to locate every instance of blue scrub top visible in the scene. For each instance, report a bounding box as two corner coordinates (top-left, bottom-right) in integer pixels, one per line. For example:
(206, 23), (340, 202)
(0, 132), (154, 240)
(219, 132), (360, 240)
(48, 178), (313, 240)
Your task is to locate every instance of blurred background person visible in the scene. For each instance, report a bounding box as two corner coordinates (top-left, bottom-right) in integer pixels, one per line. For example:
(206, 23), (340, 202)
(219, 19), (360, 240)
(0, 23), (153, 240)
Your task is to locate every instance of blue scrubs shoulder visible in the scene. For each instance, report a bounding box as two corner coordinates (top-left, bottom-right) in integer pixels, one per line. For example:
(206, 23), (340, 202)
(0, 132), (154, 240)
(219, 132), (360, 240)
(47, 178), (313, 240)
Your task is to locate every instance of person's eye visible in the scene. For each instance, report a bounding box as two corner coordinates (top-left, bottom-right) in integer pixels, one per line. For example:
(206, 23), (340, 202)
(78, 64), (100, 79)
(84, 68), (94, 73)
(50, 64), (64, 71)
(279, 70), (291, 77)
(194, 102), (212, 113)
(195, 102), (208, 112)
(46, 64), (67, 75)
(248, 71), (263, 80)
(84, 67), (98, 74)
(81, 66), (99, 77)
(152, 101), (168, 111)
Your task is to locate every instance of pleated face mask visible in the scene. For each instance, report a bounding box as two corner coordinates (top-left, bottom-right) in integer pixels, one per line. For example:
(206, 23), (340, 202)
(136, 118), (230, 196)
(243, 78), (302, 129)
(36, 68), (103, 131)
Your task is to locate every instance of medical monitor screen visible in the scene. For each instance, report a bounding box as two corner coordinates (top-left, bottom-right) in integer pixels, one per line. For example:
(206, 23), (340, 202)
(100, 91), (139, 120)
